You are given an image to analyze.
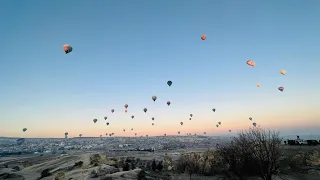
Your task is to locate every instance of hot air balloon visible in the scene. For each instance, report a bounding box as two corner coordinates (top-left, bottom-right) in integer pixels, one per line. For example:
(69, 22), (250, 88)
(105, 133), (108, 136)
(106, 122), (110, 126)
(79, 134), (82, 137)
(125, 109), (127, 113)
(109, 134), (112, 137)
(178, 131), (180, 134)
(249, 117), (252, 121)
(194, 133), (197, 136)
(22, 128), (27, 132)
(229, 130), (231, 132)
(152, 117), (155, 121)
(246, 60), (255, 67)
(152, 96), (157, 102)
(93, 119), (97, 123)
(218, 121), (221, 125)
(62, 44), (72, 54)
(100, 135), (102, 137)
(257, 83), (261, 87)
(152, 123), (154, 126)
(190, 114), (193, 117)
(123, 129), (125, 132)
(180, 122), (183, 125)
(216, 125), (219, 128)
(253, 122), (257, 127)
(280, 70), (286, 75)
(164, 133), (167, 136)
(143, 108), (147, 113)
(212, 108), (216, 112)
(201, 34), (206, 40)
(278, 87), (284, 92)
(204, 132), (206, 134)
(167, 101), (171, 106)
(167, 81), (172, 87)
(111, 109), (114, 113)
(64, 132), (68, 138)
(189, 118), (191, 121)
(135, 133), (137, 136)
(146, 135), (148, 137)
(131, 115), (134, 119)
(131, 128), (133, 131)
(124, 104), (128, 109)
(104, 116), (107, 120)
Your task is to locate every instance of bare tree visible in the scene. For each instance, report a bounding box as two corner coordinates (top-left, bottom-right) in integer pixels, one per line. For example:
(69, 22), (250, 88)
(217, 127), (282, 180)
(176, 152), (200, 180)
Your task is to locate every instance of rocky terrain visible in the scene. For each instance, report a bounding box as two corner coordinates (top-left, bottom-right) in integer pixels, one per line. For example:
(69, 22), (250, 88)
(0, 145), (319, 180)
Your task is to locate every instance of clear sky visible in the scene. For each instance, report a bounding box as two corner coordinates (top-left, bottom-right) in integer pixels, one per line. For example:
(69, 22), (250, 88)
(0, 0), (319, 138)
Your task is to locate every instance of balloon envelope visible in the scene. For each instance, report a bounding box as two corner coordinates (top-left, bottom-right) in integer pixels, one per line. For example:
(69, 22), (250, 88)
(278, 87), (284, 91)
(201, 34), (206, 40)
(152, 96), (157, 101)
(62, 44), (72, 54)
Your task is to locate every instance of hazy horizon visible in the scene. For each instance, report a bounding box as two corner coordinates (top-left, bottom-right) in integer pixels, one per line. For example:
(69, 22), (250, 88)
(1, 0), (319, 138)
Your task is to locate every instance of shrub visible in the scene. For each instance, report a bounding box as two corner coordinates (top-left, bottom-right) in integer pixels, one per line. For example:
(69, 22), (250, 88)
(157, 161), (163, 171)
(54, 172), (65, 180)
(89, 170), (98, 178)
(131, 162), (136, 170)
(151, 159), (157, 171)
(40, 168), (51, 178)
(123, 162), (130, 171)
(101, 177), (113, 180)
(216, 127), (282, 180)
(176, 153), (200, 180)
(74, 161), (83, 167)
(137, 170), (147, 180)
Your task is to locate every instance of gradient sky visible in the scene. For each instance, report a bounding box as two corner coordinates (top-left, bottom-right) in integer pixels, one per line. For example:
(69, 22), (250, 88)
(0, 0), (319, 138)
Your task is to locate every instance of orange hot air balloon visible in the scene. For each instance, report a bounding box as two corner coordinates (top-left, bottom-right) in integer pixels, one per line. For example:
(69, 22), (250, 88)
(280, 70), (286, 75)
(257, 83), (261, 87)
(125, 109), (127, 113)
(62, 44), (72, 54)
(246, 60), (255, 67)
(201, 34), (206, 40)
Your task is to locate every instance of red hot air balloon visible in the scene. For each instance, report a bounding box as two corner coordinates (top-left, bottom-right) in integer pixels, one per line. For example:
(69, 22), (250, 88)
(201, 34), (206, 40)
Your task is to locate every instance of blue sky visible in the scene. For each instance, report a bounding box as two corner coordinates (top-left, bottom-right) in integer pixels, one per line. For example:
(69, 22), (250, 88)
(0, 0), (319, 138)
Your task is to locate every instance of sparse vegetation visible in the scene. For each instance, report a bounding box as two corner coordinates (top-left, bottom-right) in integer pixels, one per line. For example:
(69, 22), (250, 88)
(39, 168), (51, 179)
(1, 130), (319, 180)
(54, 172), (65, 180)
(101, 177), (113, 180)
(89, 169), (98, 178)
(137, 170), (147, 180)
(131, 162), (136, 170)
(74, 160), (83, 167)
(90, 154), (102, 165)
(176, 152), (201, 179)
(151, 159), (157, 171)
(216, 127), (282, 180)
(123, 162), (130, 171)
(157, 161), (163, 171)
